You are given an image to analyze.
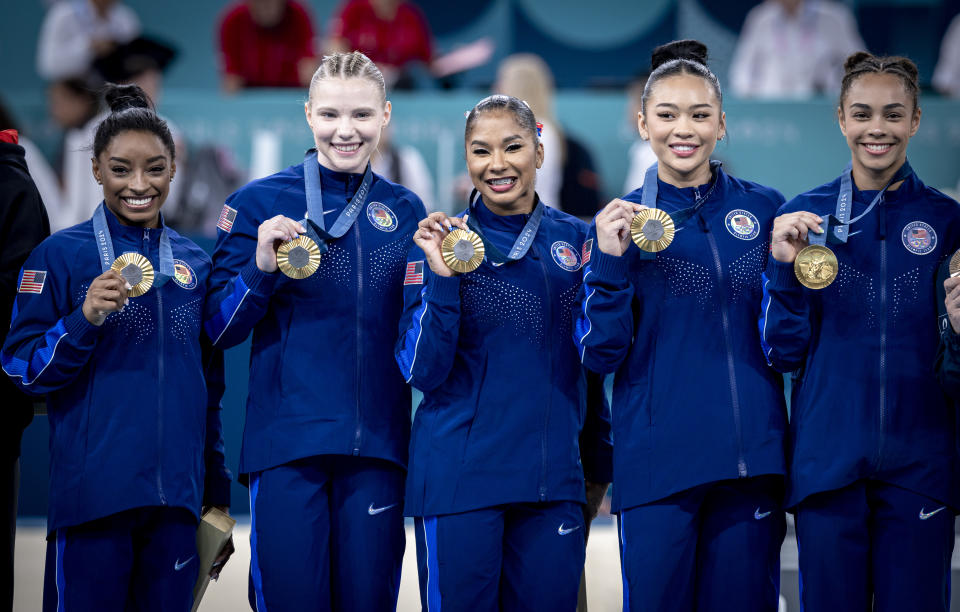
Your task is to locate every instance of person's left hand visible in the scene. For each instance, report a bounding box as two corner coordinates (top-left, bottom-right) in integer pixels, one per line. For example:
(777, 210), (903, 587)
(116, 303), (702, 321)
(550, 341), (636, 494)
(583, 481), (609, 525)
(944, 276), (960, 334)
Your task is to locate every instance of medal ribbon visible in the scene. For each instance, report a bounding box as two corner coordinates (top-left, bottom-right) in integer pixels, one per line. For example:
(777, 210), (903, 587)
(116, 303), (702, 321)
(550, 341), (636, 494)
(300, 149), (374, 253)
(809, 160), (914, 248)
(92, 202), (174, 286)
(464, 190), (544, 266)
(636, 161), (722, 258)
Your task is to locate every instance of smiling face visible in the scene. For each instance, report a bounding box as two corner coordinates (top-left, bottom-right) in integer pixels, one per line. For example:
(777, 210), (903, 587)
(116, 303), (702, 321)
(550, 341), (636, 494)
(838, 72), (920, 189)
(638, 73), (725, 188)
(465, 109), (544, 215)
(92, 129), (174, 228)
(304, 77), (390, 174)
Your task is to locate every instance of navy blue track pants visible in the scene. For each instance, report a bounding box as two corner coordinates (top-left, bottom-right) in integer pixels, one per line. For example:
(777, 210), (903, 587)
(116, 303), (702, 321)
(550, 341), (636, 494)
(618, 476), (786, 612)
(795, 479), (954, 612)
(247, 455), (405, 611)
(414, 501), (586, 612)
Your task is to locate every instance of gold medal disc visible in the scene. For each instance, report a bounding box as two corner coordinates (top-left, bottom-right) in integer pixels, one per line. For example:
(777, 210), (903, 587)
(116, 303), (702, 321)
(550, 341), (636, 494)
(630, 209), (676, 252)
(277, 235), (322, 279)
(441, 229), (485, 274)
(794, 244), (838, 290)
(950, 249), (960, 278)
(111, 253), (154, 297)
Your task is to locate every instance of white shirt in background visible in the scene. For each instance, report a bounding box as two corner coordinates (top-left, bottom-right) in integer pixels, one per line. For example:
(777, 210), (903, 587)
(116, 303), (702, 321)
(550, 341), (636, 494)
(730, 0), (866, 99)
(934, 14), (960, 98)
(37, 0), (140, 80)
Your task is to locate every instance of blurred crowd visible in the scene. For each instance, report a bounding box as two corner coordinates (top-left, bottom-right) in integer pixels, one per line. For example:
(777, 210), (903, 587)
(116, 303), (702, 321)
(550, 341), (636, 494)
(8, 0), (960, 236)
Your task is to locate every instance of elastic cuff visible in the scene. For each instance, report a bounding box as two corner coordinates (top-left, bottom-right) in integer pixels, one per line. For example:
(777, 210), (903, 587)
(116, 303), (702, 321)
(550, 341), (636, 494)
(239, 260), (279, 297)
(765, 257), (801, 288)
(589, 249), (629, 282)
(63, 307), (100, 345)
(946, 328), (960, 352)
(426, 273), (461, 303)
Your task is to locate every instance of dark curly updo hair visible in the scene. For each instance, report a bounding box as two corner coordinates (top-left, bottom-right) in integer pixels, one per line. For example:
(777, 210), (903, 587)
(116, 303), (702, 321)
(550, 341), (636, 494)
(641, 39), (722, 114)
(839, 51), (920, 113)
(92, 83), (175, 160)
(464, 94), (539, 146)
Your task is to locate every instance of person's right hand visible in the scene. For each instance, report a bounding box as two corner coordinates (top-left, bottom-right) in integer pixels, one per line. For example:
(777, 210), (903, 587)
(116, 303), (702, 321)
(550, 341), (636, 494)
(256, 216), (306, 273)
(595, 199), (644, 257)
(413, 212), (469, 277)
(82, 270), (129, 326)
(770, 212), (824, 264)
(944, 276), (960, 334)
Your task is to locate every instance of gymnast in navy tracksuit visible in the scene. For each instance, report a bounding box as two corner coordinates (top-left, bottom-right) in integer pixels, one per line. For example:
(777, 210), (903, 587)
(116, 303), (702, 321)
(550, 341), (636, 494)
(0, 84), (231, 612)
(395, 95), (613, 612)
(203, 52), (425, 611)
(574, 41), (788, 611)
(761, 53), (960, 611)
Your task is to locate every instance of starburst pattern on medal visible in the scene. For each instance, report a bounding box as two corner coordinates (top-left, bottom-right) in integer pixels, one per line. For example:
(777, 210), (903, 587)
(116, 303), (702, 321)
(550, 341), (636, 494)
(657, 255), (715, 312)
(169, 296), (202, 342)
(368, 237), (409, 297)
(727, 243), (767, 306)
(461, 271), (544, 345)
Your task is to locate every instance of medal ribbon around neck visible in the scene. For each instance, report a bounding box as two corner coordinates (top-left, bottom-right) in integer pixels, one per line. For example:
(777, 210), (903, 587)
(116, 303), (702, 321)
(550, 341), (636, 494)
(93, 202), (173, 296)
(632, 161), (722, 258)
(463, 190), (545, 267)
(795, 160), (914, 290)
(278, 149), (374, 278)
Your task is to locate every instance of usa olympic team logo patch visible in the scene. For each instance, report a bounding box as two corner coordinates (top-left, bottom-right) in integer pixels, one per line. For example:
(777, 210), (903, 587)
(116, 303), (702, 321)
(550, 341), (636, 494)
(172, 260), (197, 290)
(366, 202), (398, 232)
(724, 209), (760, 240)
(901, 221), (936, 255)
(551, 241), (581, 271)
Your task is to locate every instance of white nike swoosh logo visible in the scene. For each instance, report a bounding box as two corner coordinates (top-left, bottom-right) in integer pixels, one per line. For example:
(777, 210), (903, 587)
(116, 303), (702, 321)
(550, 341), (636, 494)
(368, 502), (398, 516)
(174, 555), (195, 571)
(558, 523), (581, 536)
(754, 508), (772, 520)
(919, 506), (947, 520)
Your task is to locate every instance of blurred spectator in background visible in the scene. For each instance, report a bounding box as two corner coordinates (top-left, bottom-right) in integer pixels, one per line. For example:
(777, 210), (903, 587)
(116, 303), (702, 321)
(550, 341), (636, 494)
(730, 0), (865, 98)
(494, 54), (603, 220)
(934, 13), (960, 98)
(55, 37), (183, 232)
(218, 0), (319, 93)
(327, 0), (432, 89)
(0, 128), (50, 612)
(622, 75), (657, 194)
(372, 125), (435, 212)
(36, 0), (140, 81)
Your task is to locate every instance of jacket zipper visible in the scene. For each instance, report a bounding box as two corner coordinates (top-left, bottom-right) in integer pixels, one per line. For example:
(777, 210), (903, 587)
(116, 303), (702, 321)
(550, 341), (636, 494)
(877, 203), (887, 467)
(352, 186), (363, 455)
(705, 225), (748, 478)
(146, 229), (167, 504)
(537, 251), (553, 501)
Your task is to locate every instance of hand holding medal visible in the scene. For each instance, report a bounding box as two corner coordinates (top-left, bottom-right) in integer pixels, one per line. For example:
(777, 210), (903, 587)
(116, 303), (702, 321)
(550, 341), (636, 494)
(414, 212), (475, 276)
(82, 269), (130, 326)
(595, 199), (645, 257)
(770, 211), (832, 289)
(256, 215), (312, 276)
(944, 251), (960, 334)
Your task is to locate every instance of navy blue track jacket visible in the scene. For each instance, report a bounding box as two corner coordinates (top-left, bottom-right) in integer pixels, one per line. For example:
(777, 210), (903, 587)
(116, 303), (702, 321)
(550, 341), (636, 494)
(574, 167), (788, 512)
(1, 206), (230, 534)
(760, 167), (960, 509)
(204, 161), (426, 474)
(396, 199), (613, 517)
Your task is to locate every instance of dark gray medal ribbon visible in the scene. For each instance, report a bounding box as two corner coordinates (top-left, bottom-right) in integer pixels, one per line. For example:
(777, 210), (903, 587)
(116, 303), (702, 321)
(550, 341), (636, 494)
(300, 149), (374, 253)
(465, 190), (544, 266)
(635, 160), (722, 259)
(92, 202), (174, 286)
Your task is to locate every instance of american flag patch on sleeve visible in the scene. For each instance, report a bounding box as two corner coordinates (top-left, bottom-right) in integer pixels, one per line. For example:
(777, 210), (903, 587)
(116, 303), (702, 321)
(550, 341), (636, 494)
(217, 205), (238, 233)
(18, 270), (46, 294)
(404, 261), (424, 285)
(581, 239), (593, 265)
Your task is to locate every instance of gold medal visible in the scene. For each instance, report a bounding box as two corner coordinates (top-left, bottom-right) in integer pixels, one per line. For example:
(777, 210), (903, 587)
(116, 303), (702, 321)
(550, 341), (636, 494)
(277, 235), (322, 279)
(794, 244), (838, 290)
(111, 253), (154, 297)
(441, 228), (485, 274)
(630, 208), (675, 252)
(950, 249), (960, 278)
